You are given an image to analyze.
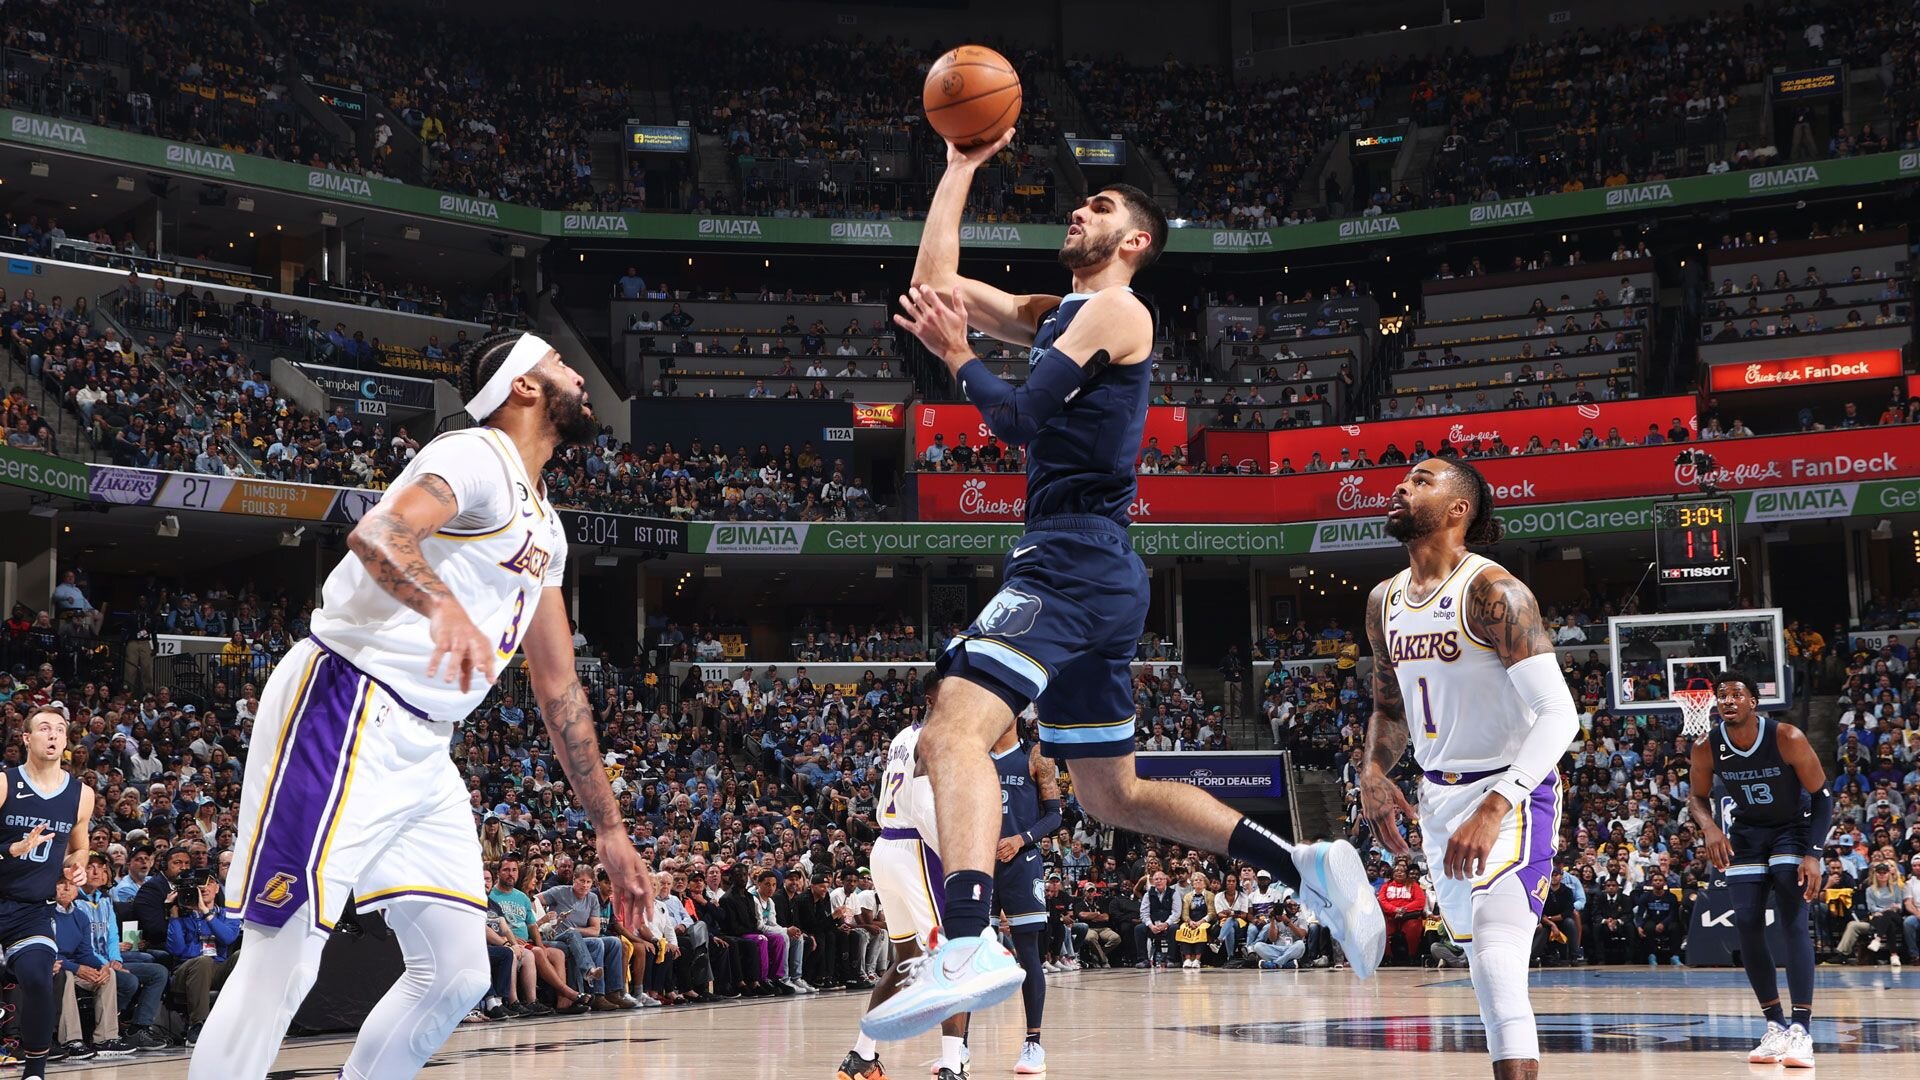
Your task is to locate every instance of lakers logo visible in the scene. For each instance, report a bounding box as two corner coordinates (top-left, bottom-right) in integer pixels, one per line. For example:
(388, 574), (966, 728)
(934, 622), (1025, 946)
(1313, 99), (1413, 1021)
(256, 872), (298, 907)
(497, 533), (553, 579)
(1442, 772), (1462, 784)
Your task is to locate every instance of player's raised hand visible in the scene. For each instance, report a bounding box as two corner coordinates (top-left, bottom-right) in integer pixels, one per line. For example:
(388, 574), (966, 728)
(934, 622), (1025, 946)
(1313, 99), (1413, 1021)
(599, 833), (654, 932)
(894, 284), (973, 368)
(425, 604), (495, 693)
(8, 822), (49, 859)
(946, 127), (1016, 169)
(1358, 767), (1416, 857)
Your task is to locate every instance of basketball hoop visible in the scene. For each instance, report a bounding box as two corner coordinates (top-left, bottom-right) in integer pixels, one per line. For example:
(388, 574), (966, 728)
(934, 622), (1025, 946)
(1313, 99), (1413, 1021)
(1673, 687), (1717, 740)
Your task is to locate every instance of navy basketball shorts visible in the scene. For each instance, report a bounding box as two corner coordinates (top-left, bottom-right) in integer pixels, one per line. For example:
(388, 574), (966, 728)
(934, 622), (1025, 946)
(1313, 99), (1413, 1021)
(1726, 820), (1810, 881)
(0, 899), (56, 962)
(940, 515), (1150, 759)
(994, 847), (1049, 930)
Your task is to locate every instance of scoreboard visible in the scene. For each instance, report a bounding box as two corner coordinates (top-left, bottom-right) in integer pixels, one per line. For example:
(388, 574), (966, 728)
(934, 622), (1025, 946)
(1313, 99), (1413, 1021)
(1655, 496), (1737, 586)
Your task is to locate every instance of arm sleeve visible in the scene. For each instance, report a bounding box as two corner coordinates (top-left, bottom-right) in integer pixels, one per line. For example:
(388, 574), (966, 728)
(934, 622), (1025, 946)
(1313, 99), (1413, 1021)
(957, 349), (1098, 446)
(1489, 653), (1583, 810)
(1023, 799), (1063, 846)
(1804, 785), (1833, 848)
(402, 431), (512, 533)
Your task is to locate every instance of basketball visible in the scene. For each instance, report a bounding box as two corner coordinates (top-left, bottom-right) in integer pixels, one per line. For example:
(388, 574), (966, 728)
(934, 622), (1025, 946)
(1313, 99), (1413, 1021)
(922, 45), (1022, 148)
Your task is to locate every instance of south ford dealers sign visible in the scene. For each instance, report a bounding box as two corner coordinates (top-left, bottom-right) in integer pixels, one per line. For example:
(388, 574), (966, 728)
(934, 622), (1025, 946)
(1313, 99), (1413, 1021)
(1134, 751), (1289, 799)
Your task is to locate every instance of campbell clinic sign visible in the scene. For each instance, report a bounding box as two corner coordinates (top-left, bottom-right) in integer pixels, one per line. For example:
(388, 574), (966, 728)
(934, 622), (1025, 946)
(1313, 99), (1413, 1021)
(1708, 349), (1904, 392)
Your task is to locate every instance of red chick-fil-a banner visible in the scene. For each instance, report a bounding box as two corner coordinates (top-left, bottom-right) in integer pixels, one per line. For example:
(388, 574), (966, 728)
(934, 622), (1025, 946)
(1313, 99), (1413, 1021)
(1191, 396), (1698, 473)
(1706, 349), (1903, 393)
(916, 427), (1918, 523)
(912, 403), (1190, 457)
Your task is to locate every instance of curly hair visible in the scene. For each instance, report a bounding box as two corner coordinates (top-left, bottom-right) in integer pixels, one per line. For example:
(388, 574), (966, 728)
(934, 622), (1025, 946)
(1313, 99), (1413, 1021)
(1440, 458), (1505, 546)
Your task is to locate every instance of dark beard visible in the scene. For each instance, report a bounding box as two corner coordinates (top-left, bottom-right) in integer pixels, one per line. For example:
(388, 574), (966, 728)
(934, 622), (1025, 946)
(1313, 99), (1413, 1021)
(541, 376), (599, 445)
(1384, 505), (1439, 542)
(1058, 228), (1122, 270)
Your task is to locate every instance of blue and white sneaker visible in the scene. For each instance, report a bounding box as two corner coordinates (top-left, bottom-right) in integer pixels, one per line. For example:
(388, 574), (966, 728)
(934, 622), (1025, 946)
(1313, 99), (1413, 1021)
(1014, 1040), (1046, 1073)
(1293, 840), (1386, 980)
(861, 930), (1027, 1042)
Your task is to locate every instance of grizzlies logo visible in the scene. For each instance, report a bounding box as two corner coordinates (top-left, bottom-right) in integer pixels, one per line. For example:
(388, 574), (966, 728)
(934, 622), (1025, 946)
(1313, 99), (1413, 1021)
(977, 588), (1043, 638)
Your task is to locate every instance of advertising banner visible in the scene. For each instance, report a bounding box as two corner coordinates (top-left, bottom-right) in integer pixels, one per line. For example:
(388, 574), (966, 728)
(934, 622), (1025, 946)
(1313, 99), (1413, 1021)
(1135, 751), (1290, 800)
(912, 403), (1190, 456)
(0, 446), (90, 500)
(1195, 396), (1698, 471)
(1707, 349), (1903, 392)
(297, 362), (438, 416)
(624, 125), (692, 153)
(1770, 67), (1843, 101)
(852, 402), (906, 429)
(1067, 138), (1125, 166)
(917, 429), (1918, 524)
(8, 107), (1918, 250)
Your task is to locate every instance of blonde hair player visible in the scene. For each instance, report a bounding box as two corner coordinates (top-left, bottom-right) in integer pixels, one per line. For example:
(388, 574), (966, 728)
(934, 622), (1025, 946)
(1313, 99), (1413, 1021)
(189, 333), (652, 1080)
(1359, 458), (1581, 1080)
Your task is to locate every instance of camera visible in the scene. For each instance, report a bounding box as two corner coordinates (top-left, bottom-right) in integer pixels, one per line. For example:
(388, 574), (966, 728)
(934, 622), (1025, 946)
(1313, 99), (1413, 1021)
(177, 867), (213, 892)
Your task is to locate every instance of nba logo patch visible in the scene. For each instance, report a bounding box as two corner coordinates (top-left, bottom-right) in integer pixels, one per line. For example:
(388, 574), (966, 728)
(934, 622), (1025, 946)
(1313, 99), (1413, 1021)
(255, 872), (298, 908)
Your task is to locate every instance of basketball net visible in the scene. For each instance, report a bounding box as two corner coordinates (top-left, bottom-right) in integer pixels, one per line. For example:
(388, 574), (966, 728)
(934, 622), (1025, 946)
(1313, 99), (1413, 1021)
(1673, 687), (1717, 740)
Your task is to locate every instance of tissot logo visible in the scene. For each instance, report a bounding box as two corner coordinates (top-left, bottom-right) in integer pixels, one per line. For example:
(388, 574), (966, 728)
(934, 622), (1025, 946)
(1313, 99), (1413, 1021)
(1605, 182), (1673, 208)
(9, 115), (86, 145)
(1338, 216), (1401, 239)
(1212, 230), (1273, 248)
(165, 143), (235, 173)
(697, 217), (762, 236)
(1747, 165), (1820, 190)
(829, 221), (893, 240)
(563, 213), (630, 234)
(308, 170), (374, 198)
(438, 194), (499, 220)
(960, 224), (1022, 244)
(1469, 200), (1535, 224)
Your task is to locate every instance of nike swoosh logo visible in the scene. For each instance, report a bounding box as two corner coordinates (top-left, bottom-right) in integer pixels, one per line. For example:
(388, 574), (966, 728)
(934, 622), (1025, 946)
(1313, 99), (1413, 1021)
(940, 952), (974, 980)
(1012, 546), (1038, 558)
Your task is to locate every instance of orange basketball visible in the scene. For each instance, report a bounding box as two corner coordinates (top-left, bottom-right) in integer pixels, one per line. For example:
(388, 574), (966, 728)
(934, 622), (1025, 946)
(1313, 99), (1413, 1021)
(923, 45), (1022, 149)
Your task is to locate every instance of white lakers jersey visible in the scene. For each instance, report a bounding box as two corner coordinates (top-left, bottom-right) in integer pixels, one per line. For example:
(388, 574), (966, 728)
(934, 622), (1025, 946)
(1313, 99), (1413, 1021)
(1381, 553), (1533, 774)
(309, 426), (567, 721)
(880, 724), (940, 850)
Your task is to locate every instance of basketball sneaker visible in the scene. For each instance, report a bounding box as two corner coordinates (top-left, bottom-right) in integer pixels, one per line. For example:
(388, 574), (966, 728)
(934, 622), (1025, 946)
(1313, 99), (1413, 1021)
(1014, 1040), (1046, 1073)
(1782, 1024), (1814, 1068)
(1292, 840), (1386, 979)
(836, 1049), (888, 1080)
(860, 930), (1026, 1042)
(1748, 1021), (1790, 1064)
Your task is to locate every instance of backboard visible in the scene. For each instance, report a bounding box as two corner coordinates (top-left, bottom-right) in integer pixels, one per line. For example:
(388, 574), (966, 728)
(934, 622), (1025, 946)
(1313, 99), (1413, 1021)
(1606, 608), (1788, 714)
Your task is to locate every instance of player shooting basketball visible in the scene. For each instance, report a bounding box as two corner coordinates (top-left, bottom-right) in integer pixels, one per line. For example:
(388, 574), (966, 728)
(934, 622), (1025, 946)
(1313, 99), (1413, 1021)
(1688, 672), (1830, 1069)
(190, 332), (651, 1080)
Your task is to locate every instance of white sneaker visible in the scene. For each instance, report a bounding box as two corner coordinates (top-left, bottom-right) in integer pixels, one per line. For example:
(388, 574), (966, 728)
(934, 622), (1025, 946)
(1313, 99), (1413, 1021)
(1774, 1022), (1804, 1060)
(861, 930), (1027, 1042)
(1782, 1024), (1814, 1068)
(795, 978), (818, 994)
(1293, 840), (1387, 980)
(1014, 1040), (1047, 1074)
(1748, 1021), (1790, 1063)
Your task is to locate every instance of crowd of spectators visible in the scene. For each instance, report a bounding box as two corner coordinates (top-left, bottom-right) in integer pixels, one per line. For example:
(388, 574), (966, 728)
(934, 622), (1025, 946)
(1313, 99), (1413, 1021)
(545, 436), (885, 523)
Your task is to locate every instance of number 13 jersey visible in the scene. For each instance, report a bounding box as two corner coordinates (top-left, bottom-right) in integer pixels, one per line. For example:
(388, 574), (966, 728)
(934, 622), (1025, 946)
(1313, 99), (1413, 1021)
(1382, 553), (1534, 776)
(309, 427), (566, 721)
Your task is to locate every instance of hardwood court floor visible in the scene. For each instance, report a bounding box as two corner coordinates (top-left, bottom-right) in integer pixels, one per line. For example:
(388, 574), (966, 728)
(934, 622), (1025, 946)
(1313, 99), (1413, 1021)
(63, 966), (1920, 1079)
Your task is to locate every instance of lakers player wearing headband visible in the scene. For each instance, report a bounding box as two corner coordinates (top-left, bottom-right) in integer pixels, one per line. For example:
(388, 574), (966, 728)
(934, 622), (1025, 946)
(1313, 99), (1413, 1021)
(191, 333), (652, 1080)
(1359, 458), (1580, 1080)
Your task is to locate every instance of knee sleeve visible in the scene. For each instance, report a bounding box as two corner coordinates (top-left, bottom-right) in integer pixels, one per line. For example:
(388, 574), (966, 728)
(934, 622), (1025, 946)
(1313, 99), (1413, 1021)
(10, 945), (55, 1056)
(1467, 888), (1539, 1063)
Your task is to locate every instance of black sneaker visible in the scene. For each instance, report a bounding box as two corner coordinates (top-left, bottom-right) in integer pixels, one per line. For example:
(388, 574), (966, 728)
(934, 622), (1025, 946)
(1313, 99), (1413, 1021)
(485, 1004), (513, 1021)
(62, 1040), (97, 1060)
(521, 1002), (555, 1017)
(184, 1023), (205, 1047)
(836, 1049), (885, 1079)
(93, 1038), (138, 1057)
(48, 1044), (69, 1063)
(126, 1026), (171, 1051)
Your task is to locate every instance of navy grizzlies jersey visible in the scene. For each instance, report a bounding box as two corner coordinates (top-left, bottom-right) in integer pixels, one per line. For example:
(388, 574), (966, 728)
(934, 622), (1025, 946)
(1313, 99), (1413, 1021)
(1022, 290), (1150, 527)
(0, 768), (80, 902)
(1712, 718), (1804, 827)
(996, 743), (1038, 840)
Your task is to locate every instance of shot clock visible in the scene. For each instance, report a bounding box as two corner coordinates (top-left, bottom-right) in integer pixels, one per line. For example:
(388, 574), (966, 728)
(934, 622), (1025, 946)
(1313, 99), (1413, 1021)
(1655, 496), (1737, 586)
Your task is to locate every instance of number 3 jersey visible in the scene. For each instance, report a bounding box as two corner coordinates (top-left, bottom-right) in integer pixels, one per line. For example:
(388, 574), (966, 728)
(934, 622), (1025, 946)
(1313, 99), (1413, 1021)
(1382, 553), (1535, 776)
(308, 426), (566, 721)
(0, 767), (80, 902)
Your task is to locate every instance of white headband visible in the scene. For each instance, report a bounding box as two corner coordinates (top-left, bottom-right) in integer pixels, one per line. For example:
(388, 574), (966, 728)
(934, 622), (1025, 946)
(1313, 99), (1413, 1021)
(466, 333), (554, 421)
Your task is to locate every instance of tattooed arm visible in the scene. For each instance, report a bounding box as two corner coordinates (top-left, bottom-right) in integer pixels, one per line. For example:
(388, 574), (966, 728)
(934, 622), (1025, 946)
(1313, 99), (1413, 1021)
(522, 586), (653, 928)
(1360, 579), (1417, 856)
(1445, 565), (1581, 879)
(346, 475), (493, 690)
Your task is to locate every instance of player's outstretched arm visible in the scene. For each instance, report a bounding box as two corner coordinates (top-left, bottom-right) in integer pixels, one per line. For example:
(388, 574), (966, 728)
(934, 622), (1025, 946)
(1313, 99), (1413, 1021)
(1360, 580), (1416, 857)
(521, 587), (653, 928)
(913, 129), (1058, 347)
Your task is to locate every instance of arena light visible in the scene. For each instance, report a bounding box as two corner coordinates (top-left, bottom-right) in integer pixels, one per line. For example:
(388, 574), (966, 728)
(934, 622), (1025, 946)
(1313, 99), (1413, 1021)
(236, 196), (255, 213)
(319, 211), (338, 227)
(115, 175), (136, 192)
(29, 161), (49, 178)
